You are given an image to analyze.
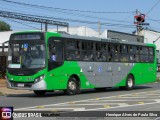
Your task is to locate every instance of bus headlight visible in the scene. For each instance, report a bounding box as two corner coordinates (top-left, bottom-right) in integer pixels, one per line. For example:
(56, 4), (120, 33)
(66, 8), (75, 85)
(34, 75), (45, 83)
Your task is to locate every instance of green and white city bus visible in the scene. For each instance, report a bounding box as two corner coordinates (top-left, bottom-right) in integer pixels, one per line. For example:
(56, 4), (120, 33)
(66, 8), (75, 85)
(6, 31), (157, 96)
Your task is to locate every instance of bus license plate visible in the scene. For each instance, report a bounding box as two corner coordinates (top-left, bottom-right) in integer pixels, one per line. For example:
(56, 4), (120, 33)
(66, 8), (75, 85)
(17, 83), (24, 87)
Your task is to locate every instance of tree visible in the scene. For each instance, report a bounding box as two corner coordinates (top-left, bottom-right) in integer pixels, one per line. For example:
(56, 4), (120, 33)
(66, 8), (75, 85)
(0, 21), (11, 31)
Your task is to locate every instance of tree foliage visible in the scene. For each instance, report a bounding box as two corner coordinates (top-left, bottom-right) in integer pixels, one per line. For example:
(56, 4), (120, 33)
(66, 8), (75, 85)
(0, 21), (11, 31)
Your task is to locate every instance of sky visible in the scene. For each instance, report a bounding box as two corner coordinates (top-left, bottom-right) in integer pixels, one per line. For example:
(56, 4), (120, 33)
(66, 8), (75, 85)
(0, 0), (160, 34)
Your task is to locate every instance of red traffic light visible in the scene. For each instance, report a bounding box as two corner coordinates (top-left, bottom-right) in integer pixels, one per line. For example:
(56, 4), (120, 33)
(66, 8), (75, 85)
(134, 14), (145, 24)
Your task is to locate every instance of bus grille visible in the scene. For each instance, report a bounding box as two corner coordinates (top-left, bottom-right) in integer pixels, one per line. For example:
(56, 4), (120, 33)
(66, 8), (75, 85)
(10, 81), (33, 88)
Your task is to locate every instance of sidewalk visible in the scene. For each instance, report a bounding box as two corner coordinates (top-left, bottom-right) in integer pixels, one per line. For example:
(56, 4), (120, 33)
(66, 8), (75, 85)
(0, 87), (32, 95)
(0, 79), (32, 95)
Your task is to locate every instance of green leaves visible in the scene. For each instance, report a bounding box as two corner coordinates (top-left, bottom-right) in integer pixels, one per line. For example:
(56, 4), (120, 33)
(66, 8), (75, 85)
(0, 21), (11, 31)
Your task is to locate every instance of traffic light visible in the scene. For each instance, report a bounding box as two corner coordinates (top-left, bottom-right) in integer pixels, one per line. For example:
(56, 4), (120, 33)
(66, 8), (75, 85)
(134, 14), (145, 24)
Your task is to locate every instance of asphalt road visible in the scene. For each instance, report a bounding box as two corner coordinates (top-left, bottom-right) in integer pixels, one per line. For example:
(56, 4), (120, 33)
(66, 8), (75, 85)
(1, 83), (160, 120)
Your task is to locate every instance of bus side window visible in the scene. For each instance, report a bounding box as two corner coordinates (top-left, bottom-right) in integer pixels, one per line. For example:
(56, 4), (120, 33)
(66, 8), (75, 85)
(66, 50), (80, 60)
(95, 43), (107, 62)
(112, 44), (119, 62)
(149, 48), (154, 55)
(81, 42), (94, 61)
(96, 52), (102, 61)
(135, 46), (140, 62)
(136, 46), (139, 54)
(65, 40), (81, 61)
(49, 41), (63, 62)
(107, 44), (112, 61)
(66, 40), (75, 50)
(101, 43), (106, 51)
(149, 47), (154, 62)
(82, 51), (94, 61)
(140, 47), (149, 62)
(120, 45), (128, 62)
(49, 45), (56, 62)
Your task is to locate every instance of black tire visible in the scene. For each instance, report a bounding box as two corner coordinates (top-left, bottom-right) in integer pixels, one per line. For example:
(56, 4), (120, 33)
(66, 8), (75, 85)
(64, 77), (77, 95)
(34, 90), (46, 96)
(125, 75), (134, 90)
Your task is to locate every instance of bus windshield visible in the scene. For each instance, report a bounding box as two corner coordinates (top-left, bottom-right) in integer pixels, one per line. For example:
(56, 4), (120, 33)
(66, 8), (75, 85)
(8, 43), (46, 69)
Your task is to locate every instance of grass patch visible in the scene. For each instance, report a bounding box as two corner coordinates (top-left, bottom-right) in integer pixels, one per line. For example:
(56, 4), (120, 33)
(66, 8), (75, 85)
(156, 77), (160, 82)
(0, 92), (3, 96)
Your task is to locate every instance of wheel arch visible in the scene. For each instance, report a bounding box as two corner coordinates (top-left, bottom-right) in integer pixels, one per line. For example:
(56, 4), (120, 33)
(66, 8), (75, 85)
(69, 74), (81, 90)
(64, 74), (81, 95)
(127, 73), (135, 84)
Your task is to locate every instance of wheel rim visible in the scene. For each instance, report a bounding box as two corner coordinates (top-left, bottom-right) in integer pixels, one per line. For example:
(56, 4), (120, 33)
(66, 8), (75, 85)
(128, 78), (133, 88)
(69, 81), (76, 90)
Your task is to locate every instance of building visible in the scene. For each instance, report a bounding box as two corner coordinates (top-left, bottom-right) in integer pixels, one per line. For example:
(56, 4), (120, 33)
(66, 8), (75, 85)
(140, 29), (160, 50)
(0, 31), (15, 56)
(101, 30), (144, 43)
(49, 26), (99, 37)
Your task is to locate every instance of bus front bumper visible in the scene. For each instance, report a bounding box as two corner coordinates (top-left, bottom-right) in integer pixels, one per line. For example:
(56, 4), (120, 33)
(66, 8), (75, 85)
(6, 79), (47, 90)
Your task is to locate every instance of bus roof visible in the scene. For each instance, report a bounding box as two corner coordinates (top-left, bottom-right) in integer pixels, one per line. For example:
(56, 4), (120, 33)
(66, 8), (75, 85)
(60, 32), (155, 47)
(10, 31), (155, 47)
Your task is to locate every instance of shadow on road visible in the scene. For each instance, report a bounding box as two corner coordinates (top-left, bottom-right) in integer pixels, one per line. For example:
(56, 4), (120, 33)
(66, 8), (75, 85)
(6, 85), (153, 98)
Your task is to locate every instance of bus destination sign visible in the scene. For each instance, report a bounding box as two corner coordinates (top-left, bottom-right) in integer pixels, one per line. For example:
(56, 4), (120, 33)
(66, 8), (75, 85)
(12, 34), (41, 40)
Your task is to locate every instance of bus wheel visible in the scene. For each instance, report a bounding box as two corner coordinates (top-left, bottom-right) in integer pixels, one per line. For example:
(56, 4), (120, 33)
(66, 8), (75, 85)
(33, 90), (46, 96)
(125, 75), (134, 90)
(64, 77), (77, 95)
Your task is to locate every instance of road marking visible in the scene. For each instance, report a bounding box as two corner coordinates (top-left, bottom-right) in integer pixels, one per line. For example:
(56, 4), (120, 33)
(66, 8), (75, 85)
(16, 107), (86, 111)
(115, 95), (160, 99)
(82, 99), (156, 102)
(15, 90), (160, 111)
(75, 108), (86, 111)
(155, 99), (160, 102)
(95, 98), (100, 100)
(118, 103), (129, 106)
(67, 102), (76, 104)
(85, 101), (160, 111)
(116, 96), (154, 98)
(51, 109), (58, 112)
(55, 103), (129, 106)
(132, 93), (139, 96)
(103, 105), (110, 108)
(138, 102), (144, 104)
(36, 106), (45, 108)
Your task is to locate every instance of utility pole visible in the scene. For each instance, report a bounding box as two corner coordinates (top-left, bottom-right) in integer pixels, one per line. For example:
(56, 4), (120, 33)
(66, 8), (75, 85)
(136, 10), (139, 36)
(135, 9), (143, 37)
(134, 9), (146, 42)
(98, 20), (101, 36)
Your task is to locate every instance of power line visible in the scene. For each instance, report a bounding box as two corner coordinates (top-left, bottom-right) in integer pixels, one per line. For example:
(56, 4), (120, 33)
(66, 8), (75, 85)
(144, 0), (160, 43)
(6, 18), (41, 30)
(0, 17), (41, 30)
(0, 0), (134, 14)
(0, 10), (135, 29)
(141, 0), (160, 26)
(0, 10), (69, 26)
(135, 0), (160, 36)
(0, 0), (137, 32)
(146, 0), (160, 15)
(0, 0), (134, 24)
(146, 16), (160, 24)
